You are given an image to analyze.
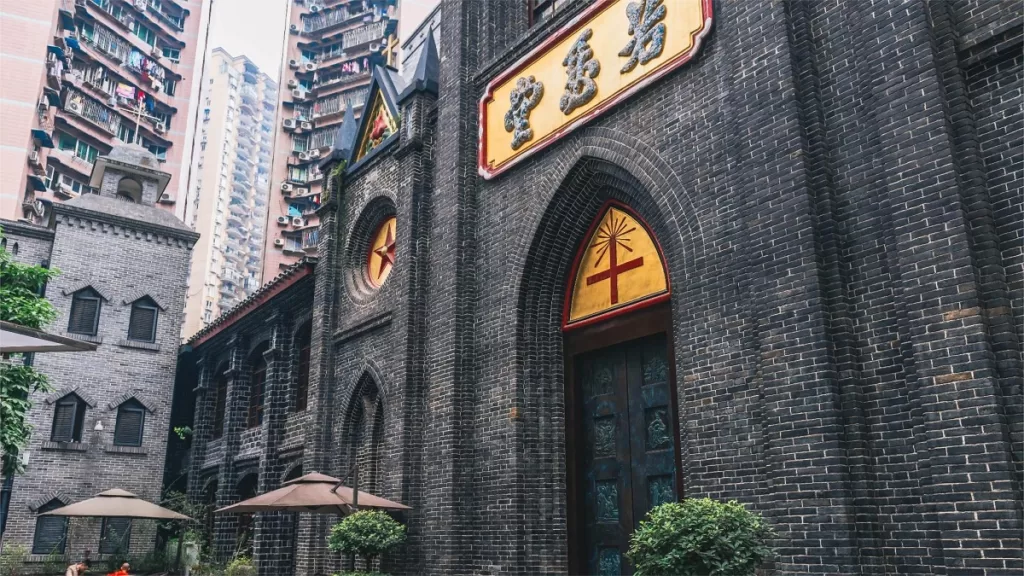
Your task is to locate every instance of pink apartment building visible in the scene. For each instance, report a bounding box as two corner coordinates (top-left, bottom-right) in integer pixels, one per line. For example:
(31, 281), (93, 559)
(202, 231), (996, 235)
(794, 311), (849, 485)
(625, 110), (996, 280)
(262, 0), (398, 277)
(0, 0), (211, 224)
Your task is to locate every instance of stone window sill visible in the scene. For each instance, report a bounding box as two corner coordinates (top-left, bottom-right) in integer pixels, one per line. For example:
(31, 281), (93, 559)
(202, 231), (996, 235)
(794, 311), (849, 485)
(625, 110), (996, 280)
(118, 338), (160, 351)
(104, 444), (148, 456)
(26, 554), (62, 563)
(66, 332), (102, 345)
(41, 440), (87, 452)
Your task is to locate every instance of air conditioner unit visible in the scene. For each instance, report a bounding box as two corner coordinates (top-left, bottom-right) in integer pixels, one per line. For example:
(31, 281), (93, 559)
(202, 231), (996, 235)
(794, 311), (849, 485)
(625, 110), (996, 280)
(309, 5), (320, 13)
(283, 118), (297, 129)
(281, 183), (294, 192)
(28, 151), (41, 166)
(287, 79), (298, 89)
(277, 216), (289, 225)
(307, 148), (320, 159)
(150, 46), (161, 58)
(297, 151), (310, 161)
(292, 89), (307, 101)
(67, 101), (83, 113)
(292, 217), (304, 226)
(303, 62), (316, 72)
(59, 183), (76, 197)
(300, 121), (312, 130)
(288, 59), (299, 69)
(274, 238), (285, 247)
(155, 123), (166, 134)
(38, 97), (49, 111)
(289, 24), (299, 34)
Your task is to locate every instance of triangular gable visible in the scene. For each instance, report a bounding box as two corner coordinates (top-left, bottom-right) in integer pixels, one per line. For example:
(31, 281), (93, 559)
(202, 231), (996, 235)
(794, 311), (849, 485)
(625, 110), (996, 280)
(563, 201), (670, 330)
(61, 281), (111, 301)
(45, 386), (97, 407)
(121, 291), (166, 310)
(349, 65), (403, 168)
(108, 390), (157, 413)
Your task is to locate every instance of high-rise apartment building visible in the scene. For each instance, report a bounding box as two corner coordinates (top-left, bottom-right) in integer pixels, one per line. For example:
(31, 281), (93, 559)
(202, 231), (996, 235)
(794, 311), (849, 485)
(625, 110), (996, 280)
(0, 0), (211, 225)
(182, 48), (278, 338)
(262, 0), (398, 278)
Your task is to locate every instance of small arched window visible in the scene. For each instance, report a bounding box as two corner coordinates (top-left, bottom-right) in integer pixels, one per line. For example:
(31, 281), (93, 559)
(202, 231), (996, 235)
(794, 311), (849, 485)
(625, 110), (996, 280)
(51, 393), (87, 443)
(128, 297), (159, 342)
(32, 499), (68, 554)
(293, 323), (312, 412)
(212, 369), (228, 439)
(68, 288), (102, 336)
(246, 345), (268, 429)
(113, 399), (146, 447)
(116, 177), (142, 203)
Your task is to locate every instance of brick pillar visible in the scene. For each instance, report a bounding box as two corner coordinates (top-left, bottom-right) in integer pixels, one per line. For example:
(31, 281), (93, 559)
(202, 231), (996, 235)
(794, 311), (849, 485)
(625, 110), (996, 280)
(186, 358), (212, 502)
(297, 169), (342, 576)
(214, 336), (249, 561)
(254, 314), (295, 575)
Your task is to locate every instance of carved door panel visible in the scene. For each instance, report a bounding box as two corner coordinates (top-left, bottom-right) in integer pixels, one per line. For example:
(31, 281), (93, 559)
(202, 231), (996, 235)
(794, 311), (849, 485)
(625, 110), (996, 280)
(576, 333), (678, 576)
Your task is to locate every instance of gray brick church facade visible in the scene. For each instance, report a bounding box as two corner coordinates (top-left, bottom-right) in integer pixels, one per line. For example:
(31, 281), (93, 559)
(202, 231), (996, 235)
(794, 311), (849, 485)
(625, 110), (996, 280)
(181, 1), (1022, 575)
(1, 145), (198, 563)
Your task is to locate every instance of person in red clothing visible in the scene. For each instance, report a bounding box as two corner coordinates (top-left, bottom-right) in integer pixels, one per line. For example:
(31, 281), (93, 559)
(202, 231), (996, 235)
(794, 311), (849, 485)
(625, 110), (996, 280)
(107, 563), (130, 576)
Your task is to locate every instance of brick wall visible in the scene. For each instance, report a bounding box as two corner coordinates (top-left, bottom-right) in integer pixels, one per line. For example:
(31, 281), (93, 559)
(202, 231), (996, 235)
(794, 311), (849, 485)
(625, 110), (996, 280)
(177, 1), (1023, 575)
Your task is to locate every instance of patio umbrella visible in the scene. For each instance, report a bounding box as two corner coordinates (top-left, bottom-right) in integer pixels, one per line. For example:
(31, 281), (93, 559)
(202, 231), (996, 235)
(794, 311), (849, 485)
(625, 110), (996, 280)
(39, 489), (193, 569)
(215, 472), (410, 514)
(39, 489), (191, 520)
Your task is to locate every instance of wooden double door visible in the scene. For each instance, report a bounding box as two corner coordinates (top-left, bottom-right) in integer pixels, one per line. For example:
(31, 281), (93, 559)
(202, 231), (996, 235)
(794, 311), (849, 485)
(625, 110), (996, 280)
(566, 308), (681, 575)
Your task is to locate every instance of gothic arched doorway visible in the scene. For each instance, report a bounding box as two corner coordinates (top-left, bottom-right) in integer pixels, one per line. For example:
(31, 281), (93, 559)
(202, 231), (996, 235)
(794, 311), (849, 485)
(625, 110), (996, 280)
(562, 201), (683, 575)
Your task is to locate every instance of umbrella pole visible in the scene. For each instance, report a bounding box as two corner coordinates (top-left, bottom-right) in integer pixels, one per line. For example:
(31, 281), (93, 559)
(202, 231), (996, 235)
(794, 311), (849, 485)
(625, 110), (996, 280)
(175, 521), (184, 573)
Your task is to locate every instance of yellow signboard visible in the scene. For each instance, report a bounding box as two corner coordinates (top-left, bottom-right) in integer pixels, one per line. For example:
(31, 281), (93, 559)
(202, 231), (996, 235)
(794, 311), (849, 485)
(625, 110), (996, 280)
(478, 0), (713, 179)
(564, 202), (669, 329)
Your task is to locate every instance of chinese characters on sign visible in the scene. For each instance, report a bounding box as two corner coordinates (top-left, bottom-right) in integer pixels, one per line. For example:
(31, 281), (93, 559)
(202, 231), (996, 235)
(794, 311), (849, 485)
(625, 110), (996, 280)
(619, 0), (668, 73)
(479, 0), (712, 179)
(504, 76), (545, 151)
(560, 29), (601, 115)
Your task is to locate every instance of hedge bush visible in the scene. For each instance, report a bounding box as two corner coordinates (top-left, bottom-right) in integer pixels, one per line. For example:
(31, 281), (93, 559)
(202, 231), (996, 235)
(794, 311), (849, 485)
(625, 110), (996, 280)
(328, 510), (406, 567)
(627, 498), (774, 576)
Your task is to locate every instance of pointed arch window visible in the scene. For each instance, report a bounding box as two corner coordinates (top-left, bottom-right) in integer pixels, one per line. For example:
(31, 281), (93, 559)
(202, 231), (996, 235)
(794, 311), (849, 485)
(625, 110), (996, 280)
(32, 499), (68, 554)
(212, 370), (228, 439)
(51, 393), (87, 443)
(293, 323), (312, 412)
(68, 287), (102, 335)
(113, 399), (146, 447)
(128, 297), (159, 342)
(247, 345), (268, 429)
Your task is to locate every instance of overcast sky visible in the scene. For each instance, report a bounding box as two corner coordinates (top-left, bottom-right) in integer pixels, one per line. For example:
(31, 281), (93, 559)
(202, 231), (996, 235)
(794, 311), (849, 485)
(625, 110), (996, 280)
(208, 0), (289, 76)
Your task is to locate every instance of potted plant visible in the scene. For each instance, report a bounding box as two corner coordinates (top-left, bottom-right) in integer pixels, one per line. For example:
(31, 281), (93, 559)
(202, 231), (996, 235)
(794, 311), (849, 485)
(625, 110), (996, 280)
(627, 498), (774, 576)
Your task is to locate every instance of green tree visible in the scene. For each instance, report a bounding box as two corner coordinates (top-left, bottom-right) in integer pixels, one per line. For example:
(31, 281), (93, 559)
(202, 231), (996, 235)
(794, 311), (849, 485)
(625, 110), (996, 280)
(0, 231), (59, 476)
(627, 498), (775, 576)
(328, 510), (406, 571)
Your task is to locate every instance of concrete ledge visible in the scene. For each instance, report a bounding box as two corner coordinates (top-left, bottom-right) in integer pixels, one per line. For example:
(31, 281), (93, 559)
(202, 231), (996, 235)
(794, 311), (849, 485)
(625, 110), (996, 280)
(104, 444), (148, 456)
(118, 338), (161, 352)
(40, 441), (87, 452)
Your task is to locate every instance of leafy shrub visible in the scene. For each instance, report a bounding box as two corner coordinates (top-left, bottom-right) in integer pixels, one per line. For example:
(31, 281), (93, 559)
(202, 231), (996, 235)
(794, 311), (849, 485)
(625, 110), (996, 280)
(328, 510), (406, 567)
(0, 544), (28, 576)
(224, 556), (256, 576)
(627, 498), (774, 576)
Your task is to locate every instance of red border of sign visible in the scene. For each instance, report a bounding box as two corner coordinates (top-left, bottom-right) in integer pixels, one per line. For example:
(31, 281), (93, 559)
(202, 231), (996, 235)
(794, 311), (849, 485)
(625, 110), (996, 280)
(478, 0), (714, 180)
(561, 200), (671, 331)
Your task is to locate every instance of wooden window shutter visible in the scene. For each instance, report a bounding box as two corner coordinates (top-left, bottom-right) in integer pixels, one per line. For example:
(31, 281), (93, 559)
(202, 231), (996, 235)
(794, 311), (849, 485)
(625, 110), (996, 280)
(114, 402), (145, 446)
(128, 300), (158, 342)
(51, 398), (77, 442)
(68, 289), (100, 335)
(32, 501), (68, 554)
(99, 517), (132, 554)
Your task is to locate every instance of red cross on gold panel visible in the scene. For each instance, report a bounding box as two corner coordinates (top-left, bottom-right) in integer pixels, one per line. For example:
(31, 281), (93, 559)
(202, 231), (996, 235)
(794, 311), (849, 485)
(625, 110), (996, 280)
(564, 203), (669, 329)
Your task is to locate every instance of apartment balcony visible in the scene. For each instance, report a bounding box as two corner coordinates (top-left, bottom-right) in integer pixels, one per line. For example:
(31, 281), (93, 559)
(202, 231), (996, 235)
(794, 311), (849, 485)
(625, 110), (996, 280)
(235, 146), (251, 163)
(63, 89), (120, 135)
(241, 85), (258, 105)
(227, 213), (245, 228)
(219, 282), (236, 298)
